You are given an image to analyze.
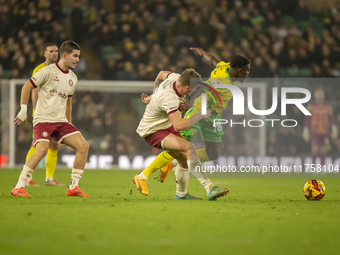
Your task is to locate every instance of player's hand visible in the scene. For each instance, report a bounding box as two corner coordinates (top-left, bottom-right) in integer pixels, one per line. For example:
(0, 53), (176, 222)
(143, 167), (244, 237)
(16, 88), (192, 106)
(141, 93), (151, 104)
(302, 127), (310, 142)
(13, 104), (27, 126)
(189, 47), (204, 56)
(179, 101), (190, 112)
(331, 126), (338, 140)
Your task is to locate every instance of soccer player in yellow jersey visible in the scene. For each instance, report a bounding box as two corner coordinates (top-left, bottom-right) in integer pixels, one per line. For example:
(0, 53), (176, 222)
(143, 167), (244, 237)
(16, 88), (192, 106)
(138, 48), (250, 196)
(25, 43), (64, 186)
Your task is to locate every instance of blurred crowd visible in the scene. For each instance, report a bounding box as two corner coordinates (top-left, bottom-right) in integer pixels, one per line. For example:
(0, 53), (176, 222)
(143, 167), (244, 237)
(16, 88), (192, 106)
(2, 0), (340, 163)
(1, 0), (340, 79)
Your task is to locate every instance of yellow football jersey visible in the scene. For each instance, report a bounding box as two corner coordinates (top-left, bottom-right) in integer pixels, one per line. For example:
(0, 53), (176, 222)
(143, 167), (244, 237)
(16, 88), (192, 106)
(32, 62), (46, 77)
(190, 61), (234, 116)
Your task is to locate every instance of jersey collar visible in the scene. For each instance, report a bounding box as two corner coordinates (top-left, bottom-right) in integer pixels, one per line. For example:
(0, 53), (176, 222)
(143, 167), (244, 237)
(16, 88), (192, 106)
(225, 68), (233, 84)
(173, 82), (182, 97)
(56, 63), (69, 74)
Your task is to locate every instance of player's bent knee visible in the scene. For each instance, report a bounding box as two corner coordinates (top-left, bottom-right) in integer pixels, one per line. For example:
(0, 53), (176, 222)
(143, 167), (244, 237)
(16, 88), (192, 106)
(35, 147), (49, 158)
(78, 141), (89, 154)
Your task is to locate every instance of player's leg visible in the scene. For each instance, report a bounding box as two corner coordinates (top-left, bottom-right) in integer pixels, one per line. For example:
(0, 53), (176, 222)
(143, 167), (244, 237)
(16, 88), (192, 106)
(163, 134), (202, 199)
(25, 140), (38, 186)
(11, 141), (49, 197)
(319, 135), (330, 166)
(45, 139), (64, 186)
(320, 145), (327, 166)
(136, 123), (198, 183)
(61, 132), (90, 197)
(311, 145), (319, 165)
(140, 151), (174, 178)
(158, 122), (200, 183)
(26, 130), (38, 186)
(163, 134), (227, 200)
(133, 132), (189, 196)
(192, 113), (230, 200)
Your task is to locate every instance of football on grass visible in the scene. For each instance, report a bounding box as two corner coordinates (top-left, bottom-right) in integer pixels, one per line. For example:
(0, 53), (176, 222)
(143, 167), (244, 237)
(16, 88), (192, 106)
(303, 180), (326, 200)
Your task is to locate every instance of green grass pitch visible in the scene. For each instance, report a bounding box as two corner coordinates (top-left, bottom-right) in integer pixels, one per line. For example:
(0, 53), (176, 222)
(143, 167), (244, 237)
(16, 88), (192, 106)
(1, 169), (340, 255)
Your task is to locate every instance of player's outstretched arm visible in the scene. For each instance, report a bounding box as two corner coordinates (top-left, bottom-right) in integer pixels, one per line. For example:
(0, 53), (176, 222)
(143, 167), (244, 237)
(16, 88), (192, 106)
(190, 47), (221, 67)
(169, 110), (211, 132)
(13, 81), (34, 126)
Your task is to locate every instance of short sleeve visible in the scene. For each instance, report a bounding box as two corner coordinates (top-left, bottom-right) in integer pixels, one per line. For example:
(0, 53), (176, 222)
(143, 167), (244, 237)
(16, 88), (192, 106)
(161, 94), (179, 115)
(167, 73), (180, 81)
(68, 75), (78, 97)
(30, 67), (49, 88)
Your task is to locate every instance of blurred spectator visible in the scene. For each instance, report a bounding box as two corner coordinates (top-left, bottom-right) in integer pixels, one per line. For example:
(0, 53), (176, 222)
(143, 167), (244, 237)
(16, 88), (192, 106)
(71, 0), (84, 43)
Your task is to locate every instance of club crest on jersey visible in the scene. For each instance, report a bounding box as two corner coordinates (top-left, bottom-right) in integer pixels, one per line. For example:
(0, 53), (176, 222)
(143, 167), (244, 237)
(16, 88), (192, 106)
(50, 89), (58, 96)
(69, 79), (73, 86)
(50, 89), (67, 99)
(42, 131), (48, 137)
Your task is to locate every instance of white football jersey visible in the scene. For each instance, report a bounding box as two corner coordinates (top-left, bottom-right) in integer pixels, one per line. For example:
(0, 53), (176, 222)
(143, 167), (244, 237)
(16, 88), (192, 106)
(30, 63), (77, 126)
(137, 73), (186, 137)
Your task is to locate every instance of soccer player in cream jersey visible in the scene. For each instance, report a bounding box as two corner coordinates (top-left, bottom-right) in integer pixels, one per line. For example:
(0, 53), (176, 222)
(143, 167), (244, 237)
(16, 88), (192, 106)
(25, 43), (64, 186)
(11, 41), (90, 197)
(137, 48), (250, 199)
(134, 68), (230, 200)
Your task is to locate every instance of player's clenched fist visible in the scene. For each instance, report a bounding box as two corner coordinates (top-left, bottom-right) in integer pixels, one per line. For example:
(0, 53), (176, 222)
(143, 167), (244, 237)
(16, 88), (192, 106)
(189, 47), (204, 56)
(141, 93), (151, 104)
(14, 104), (27, 126)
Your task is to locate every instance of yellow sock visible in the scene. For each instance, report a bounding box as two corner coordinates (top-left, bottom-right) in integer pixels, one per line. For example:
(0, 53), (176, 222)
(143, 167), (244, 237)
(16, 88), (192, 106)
(26, 146), (36, 162)
(197, 148), (210, 163)
(143, 152), (174, 177)
(45, 149), (58, 179)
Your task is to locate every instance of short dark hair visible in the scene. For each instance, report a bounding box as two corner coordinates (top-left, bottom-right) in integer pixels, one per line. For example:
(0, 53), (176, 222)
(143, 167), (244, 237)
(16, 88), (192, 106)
(59, 41), (80, 55)
(230, 55), (250, 68)
(44, 43), (57, 51)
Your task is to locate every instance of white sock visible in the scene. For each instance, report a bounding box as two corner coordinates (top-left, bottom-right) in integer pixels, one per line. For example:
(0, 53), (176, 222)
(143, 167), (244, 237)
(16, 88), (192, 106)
(15, 165), (34, 188)
(46, 178), (53, 182)
(138, 172), (148, 179)
(188, 159), (214, 193)
(69, 168), (84, 190)
(175, 165), (189, 197)
(172, 159), (178, 168)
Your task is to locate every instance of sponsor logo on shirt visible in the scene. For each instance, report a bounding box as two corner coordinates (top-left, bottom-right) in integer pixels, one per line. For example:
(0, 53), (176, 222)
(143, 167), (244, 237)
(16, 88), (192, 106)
(54, 76), (60, 81)
(50, 89), (67, 99)
(69, 79), (73, 86)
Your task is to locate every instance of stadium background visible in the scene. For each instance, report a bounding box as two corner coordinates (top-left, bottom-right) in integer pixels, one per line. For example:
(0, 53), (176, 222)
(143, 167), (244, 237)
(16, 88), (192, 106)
(1, 0), (340, 169)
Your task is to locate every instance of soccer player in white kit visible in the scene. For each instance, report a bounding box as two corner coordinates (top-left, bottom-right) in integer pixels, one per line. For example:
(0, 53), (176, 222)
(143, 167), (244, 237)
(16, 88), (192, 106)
(11, 41), (90, 197)
(134, 69), (230, 200)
